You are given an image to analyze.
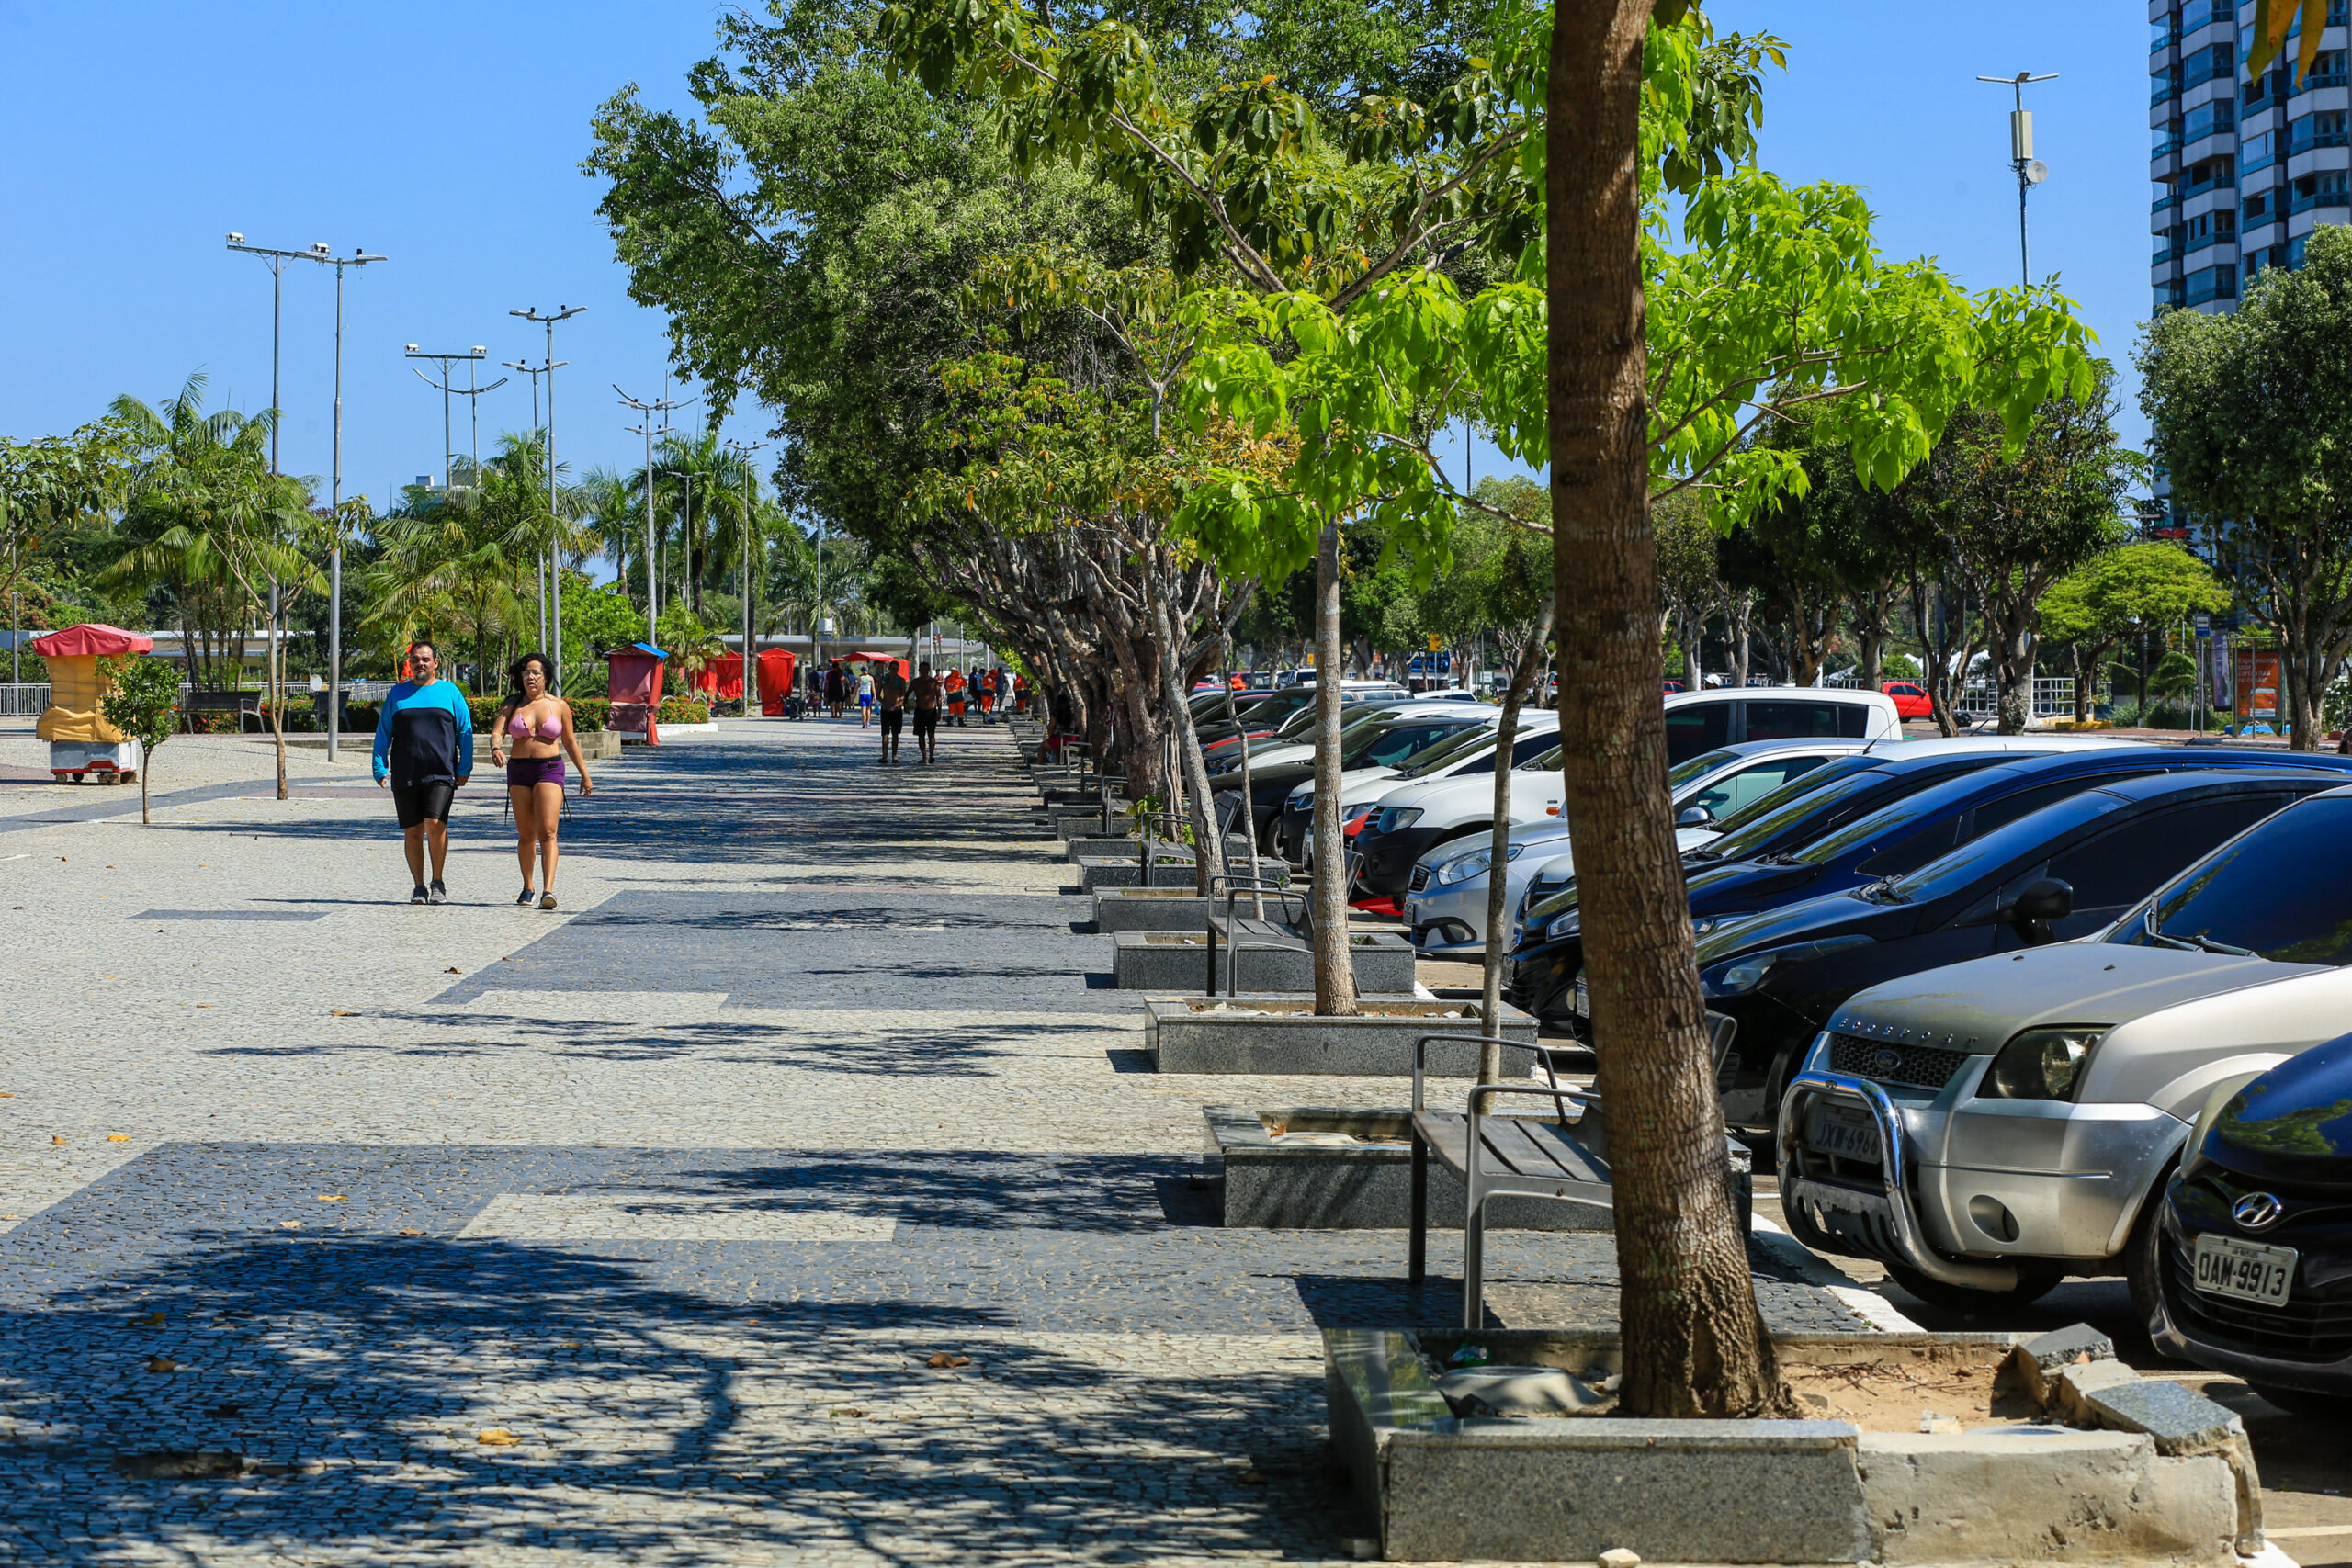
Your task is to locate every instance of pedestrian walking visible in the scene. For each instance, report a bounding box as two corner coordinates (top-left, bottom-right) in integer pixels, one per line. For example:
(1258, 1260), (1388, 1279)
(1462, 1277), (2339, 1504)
(372, 639), (473, 905)
(875, 660), (910, 763)
(910, 660), (944, 763)
(945, 666), (967, 727)
(857, 667), (876, 727)
(977, 671), (995, 722)
(488, 651), (595, 910)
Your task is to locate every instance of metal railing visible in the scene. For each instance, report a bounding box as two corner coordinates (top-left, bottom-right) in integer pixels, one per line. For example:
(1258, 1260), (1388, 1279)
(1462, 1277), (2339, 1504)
(0, 684), (51, 717)
(1951, 678), (2083, 721)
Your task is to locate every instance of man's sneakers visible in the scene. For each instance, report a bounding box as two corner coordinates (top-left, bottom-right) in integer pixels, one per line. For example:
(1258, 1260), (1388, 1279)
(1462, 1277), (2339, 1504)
(515, 887), (537, 908)
(428, 881), (447, 905)
(411, 884), (430, 905)
(539, 892), (558, 911)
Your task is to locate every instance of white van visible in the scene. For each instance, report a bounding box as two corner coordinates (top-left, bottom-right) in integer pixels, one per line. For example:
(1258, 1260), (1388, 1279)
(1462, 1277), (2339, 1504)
(1662, 685), (1902, 763)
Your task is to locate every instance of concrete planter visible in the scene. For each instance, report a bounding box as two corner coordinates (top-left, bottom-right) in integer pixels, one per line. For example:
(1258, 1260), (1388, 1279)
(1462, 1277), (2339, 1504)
(1065, 833), (1255, 862)
(1327, 1326), (2251, 1566)
(1207, 1104), (1603, 1231)
(1077, 857), (1207, 892)
(1107, 929), (1416, 991)
(1152, 997), (1533, 1075)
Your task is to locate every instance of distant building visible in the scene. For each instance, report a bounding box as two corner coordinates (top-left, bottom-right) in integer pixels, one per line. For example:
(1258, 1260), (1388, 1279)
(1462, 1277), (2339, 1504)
(2153, 1), (2351, 316)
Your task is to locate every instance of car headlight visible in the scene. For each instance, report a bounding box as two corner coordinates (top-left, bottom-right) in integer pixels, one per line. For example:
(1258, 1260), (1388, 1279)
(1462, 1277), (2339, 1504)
(1701, 953), (1776, 998)
(1286, 788), (1312, 809)
(1374, 806), (1424, 835)
(1982, 1026), (2109, 1102)
(1544, 909), (1582, 941)
(1432, 843), (1521, 886)
(1340, 801), (1378, 823)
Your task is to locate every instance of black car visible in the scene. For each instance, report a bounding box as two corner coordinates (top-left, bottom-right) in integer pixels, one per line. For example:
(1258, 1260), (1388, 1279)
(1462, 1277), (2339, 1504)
(1511, 746), (2352, 1034)
(2157, 1031), (2352, 1415)
(1210, 709), (1487, 852)
(1689, 770), (2343, 1128)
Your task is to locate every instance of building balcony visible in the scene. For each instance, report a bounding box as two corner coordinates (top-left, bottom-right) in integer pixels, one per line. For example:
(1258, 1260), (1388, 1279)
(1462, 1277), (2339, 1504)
(2291, 183), (2352, 212)
(2185, 265), (2239, 306)
(2187, 57), (2241, 91)
(2182, 171), (2240, 200)
(2154, 78), (2181, 107)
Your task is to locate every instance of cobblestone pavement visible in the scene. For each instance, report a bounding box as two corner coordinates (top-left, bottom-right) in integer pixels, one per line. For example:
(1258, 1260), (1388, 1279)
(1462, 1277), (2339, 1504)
(0, 716), (1874, 1565)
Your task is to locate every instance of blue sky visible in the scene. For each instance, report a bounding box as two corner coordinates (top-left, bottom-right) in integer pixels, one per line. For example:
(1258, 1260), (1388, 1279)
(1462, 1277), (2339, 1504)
(1, 1), (2155, 533)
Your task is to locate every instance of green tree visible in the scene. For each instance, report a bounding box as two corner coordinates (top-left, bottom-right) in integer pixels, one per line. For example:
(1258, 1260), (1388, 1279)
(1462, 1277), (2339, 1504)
(0, 418), (131, 615)
(2140, 222), (2352, 750)
(98, 654), (179, 827)
(2039, 543), (2229, 723)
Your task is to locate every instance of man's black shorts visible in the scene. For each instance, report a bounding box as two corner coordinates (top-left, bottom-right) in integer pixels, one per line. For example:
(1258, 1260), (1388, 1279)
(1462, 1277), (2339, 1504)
(392, 780), (456, 829)
(880, 707), (905, 740)
(912, 706), (940, 737)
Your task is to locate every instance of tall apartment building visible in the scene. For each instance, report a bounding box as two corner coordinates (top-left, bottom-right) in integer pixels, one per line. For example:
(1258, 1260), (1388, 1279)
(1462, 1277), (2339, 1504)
(2153, 0), (2351, 314)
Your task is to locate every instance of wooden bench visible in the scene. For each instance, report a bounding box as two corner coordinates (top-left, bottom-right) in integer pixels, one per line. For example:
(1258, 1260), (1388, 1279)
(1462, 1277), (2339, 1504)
(1407, 1021), (1752, 1327)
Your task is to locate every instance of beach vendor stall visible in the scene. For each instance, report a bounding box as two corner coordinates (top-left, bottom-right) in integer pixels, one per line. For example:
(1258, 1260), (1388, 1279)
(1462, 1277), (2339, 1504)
(603, 642), (667, 745)
(757, 648), (797, 716)
(31, 624), (153, 783)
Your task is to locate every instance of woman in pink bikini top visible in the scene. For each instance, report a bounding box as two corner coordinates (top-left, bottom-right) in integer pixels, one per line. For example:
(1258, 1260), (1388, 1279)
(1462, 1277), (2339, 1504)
(489, 651), (594, 911)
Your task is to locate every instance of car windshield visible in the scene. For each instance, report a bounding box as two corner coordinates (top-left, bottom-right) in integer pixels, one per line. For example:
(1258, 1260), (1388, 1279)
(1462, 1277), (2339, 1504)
(1355, 719), (1475, 767)
(1516, 743), (1566, 771)
(1687, 756), (1886, 856)
(2113, 795), (2352, 963)
(1392, 723), (1502, 779)
(1669, 749), (1744, 790)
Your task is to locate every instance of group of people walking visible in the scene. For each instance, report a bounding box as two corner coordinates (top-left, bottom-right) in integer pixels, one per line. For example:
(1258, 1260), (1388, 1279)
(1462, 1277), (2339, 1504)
(371, 640), (594, 909)
(814, 660), (1020, 727)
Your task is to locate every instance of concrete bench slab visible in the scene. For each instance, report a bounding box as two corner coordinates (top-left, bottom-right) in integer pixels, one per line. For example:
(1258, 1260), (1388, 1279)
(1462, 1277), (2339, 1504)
(1108, 929), (1416, 991)
(1208, 1104), (1603, 1230)
(1151, 996), (1533, 1074)
(1327, 1326), (2246, 1566)
(1077, 856), (1289, 892)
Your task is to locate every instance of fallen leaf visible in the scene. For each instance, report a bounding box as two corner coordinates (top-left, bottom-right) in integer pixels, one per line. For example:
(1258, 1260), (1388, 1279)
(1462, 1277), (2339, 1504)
(476, 1428), (521, 1447)
(0, 1215), (19, 1222)
(278, 1221), (302, 1229)
(193, 1004), (209, 1009)
(330, 1010), (356, 1017)
(1238, 1470), (1267, 1485)
(132, 1311), (164, 1327)
(829, 1408), (866, 1419)
(445, 967), (461, 974)
(315, 1195), (346, 1202)
(926, 1352), (971, 1370)
(146, 1356), (180, 1373)
(0, 1091), (15, 1097)
(399, 1228), (424, 1236)
(51, 1135), (65, 1145)
(208, 1404), (242, 1418)
(107, 1134), (130, 1143)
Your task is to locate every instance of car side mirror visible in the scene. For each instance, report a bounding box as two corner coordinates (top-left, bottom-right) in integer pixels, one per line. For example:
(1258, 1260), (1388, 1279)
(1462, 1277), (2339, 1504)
(2008, 877), (2073, 925)
(1677, 806), (1713, 828)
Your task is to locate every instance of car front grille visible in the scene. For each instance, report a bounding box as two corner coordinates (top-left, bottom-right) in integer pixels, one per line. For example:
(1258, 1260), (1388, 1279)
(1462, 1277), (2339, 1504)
(2164, 1241), (2352, 1362)
(1408, 865), (1431, 893)
(1826, 1032), (1972, 1092)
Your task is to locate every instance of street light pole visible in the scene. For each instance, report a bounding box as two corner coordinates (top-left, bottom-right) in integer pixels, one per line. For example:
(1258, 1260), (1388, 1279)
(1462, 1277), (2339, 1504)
(1977, 71), (2058, 288)
(514, 308), (584, 691)
(402, 346), (498, 493)
(616, 386), (691, 645)
(727, 439), (768, 716)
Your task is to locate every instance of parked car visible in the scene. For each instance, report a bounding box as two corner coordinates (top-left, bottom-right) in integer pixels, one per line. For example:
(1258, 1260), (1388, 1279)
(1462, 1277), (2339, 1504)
(1692, 769), (2345, 1130)
(1209, 705), (1493, 852)
(1398, 739), (1873, 956)
(1193, 683), (1399, 750)
(1277, 720), (1557, 864)
(1776, 781), (2352, 1316)
(1204, 697), (1488, 776)
(2154, 1032), (2352, 1413)
(1662, 685), (1902, 764)
(1510, 739), (2154, 1014)
(1882, 681), (1934, 720)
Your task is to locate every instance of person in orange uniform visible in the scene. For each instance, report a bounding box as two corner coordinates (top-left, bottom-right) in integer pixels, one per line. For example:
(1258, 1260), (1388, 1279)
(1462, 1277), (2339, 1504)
(977, 671), (995, 720)
(945, 666), (967, 727)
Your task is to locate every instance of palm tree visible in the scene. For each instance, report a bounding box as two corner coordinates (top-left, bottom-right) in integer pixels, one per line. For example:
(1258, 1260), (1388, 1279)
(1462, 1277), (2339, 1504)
(364, 434), (555, 687)
(649, 433), (752, 618)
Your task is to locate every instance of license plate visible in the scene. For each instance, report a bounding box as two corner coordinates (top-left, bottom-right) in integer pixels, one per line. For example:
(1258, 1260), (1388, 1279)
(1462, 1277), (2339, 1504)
(1805, 1102), (1881, 1162)
(1571, 976), (1589, 1017)
(2194, 1232), (2298, 1307)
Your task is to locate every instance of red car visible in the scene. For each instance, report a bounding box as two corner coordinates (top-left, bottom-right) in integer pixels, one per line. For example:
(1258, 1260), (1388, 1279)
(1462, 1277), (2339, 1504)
(1881, 680), (1933, 719)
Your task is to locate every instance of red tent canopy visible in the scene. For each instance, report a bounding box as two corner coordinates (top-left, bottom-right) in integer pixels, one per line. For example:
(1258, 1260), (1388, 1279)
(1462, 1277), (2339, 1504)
(693, 654), (745, 703)
(30, 624), (152, 659)
(758, 649), (797, 715)
(852, 651), (910, 681)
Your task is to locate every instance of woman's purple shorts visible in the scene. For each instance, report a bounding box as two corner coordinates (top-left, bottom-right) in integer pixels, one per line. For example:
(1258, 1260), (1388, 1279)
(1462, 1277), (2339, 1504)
(506, 756), (566, 788)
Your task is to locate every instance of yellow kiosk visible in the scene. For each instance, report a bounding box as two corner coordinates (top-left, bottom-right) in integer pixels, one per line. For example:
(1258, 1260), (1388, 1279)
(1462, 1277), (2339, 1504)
(30, 624), (153, 784)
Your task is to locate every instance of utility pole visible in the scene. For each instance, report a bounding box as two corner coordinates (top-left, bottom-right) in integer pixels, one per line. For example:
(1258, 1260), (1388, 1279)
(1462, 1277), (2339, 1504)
(223, 235), (301, 478)
(728, 439), (767, 716)
(402, 346), (501, 491)
(514, 308), (584, 689)
(226, 240), (386, 758)
(1977, 71), (2058, 287)
(616, 385), (691, 644)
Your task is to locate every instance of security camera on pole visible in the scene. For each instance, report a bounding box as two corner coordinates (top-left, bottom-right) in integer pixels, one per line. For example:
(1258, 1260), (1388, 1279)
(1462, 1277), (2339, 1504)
(1977, 70), (2058, 287)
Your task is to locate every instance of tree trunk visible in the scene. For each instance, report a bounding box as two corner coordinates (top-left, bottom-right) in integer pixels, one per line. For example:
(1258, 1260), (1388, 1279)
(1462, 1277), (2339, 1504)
(1991, 615), (2034, 735)
(1224, 678), (1266, 918)
(1549, 0), (1791, 1417)
(1480, 595), (1557, 1095)
(1310, 518), (1359, 1016)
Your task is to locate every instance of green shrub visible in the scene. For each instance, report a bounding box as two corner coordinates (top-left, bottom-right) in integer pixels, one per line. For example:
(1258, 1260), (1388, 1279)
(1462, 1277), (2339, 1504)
(345, 701), (381, 734)
(657, 696), (712, 725)
(569, 697), (609, 732)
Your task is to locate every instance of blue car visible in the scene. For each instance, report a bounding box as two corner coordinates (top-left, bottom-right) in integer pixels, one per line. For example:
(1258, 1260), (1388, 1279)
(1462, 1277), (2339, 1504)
(1511, 745), (2352, 1031)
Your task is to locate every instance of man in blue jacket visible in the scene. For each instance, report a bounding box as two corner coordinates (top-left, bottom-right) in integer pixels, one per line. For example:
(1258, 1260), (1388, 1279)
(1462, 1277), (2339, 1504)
(373, 641), (473, 904)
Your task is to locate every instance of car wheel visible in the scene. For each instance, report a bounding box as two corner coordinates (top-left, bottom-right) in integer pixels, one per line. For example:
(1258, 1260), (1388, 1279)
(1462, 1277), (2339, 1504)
(2122, 1184), (2172, 1338)
(2249, 1383), (2352, 1418)
(1884, 1261), (2065, 1313)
